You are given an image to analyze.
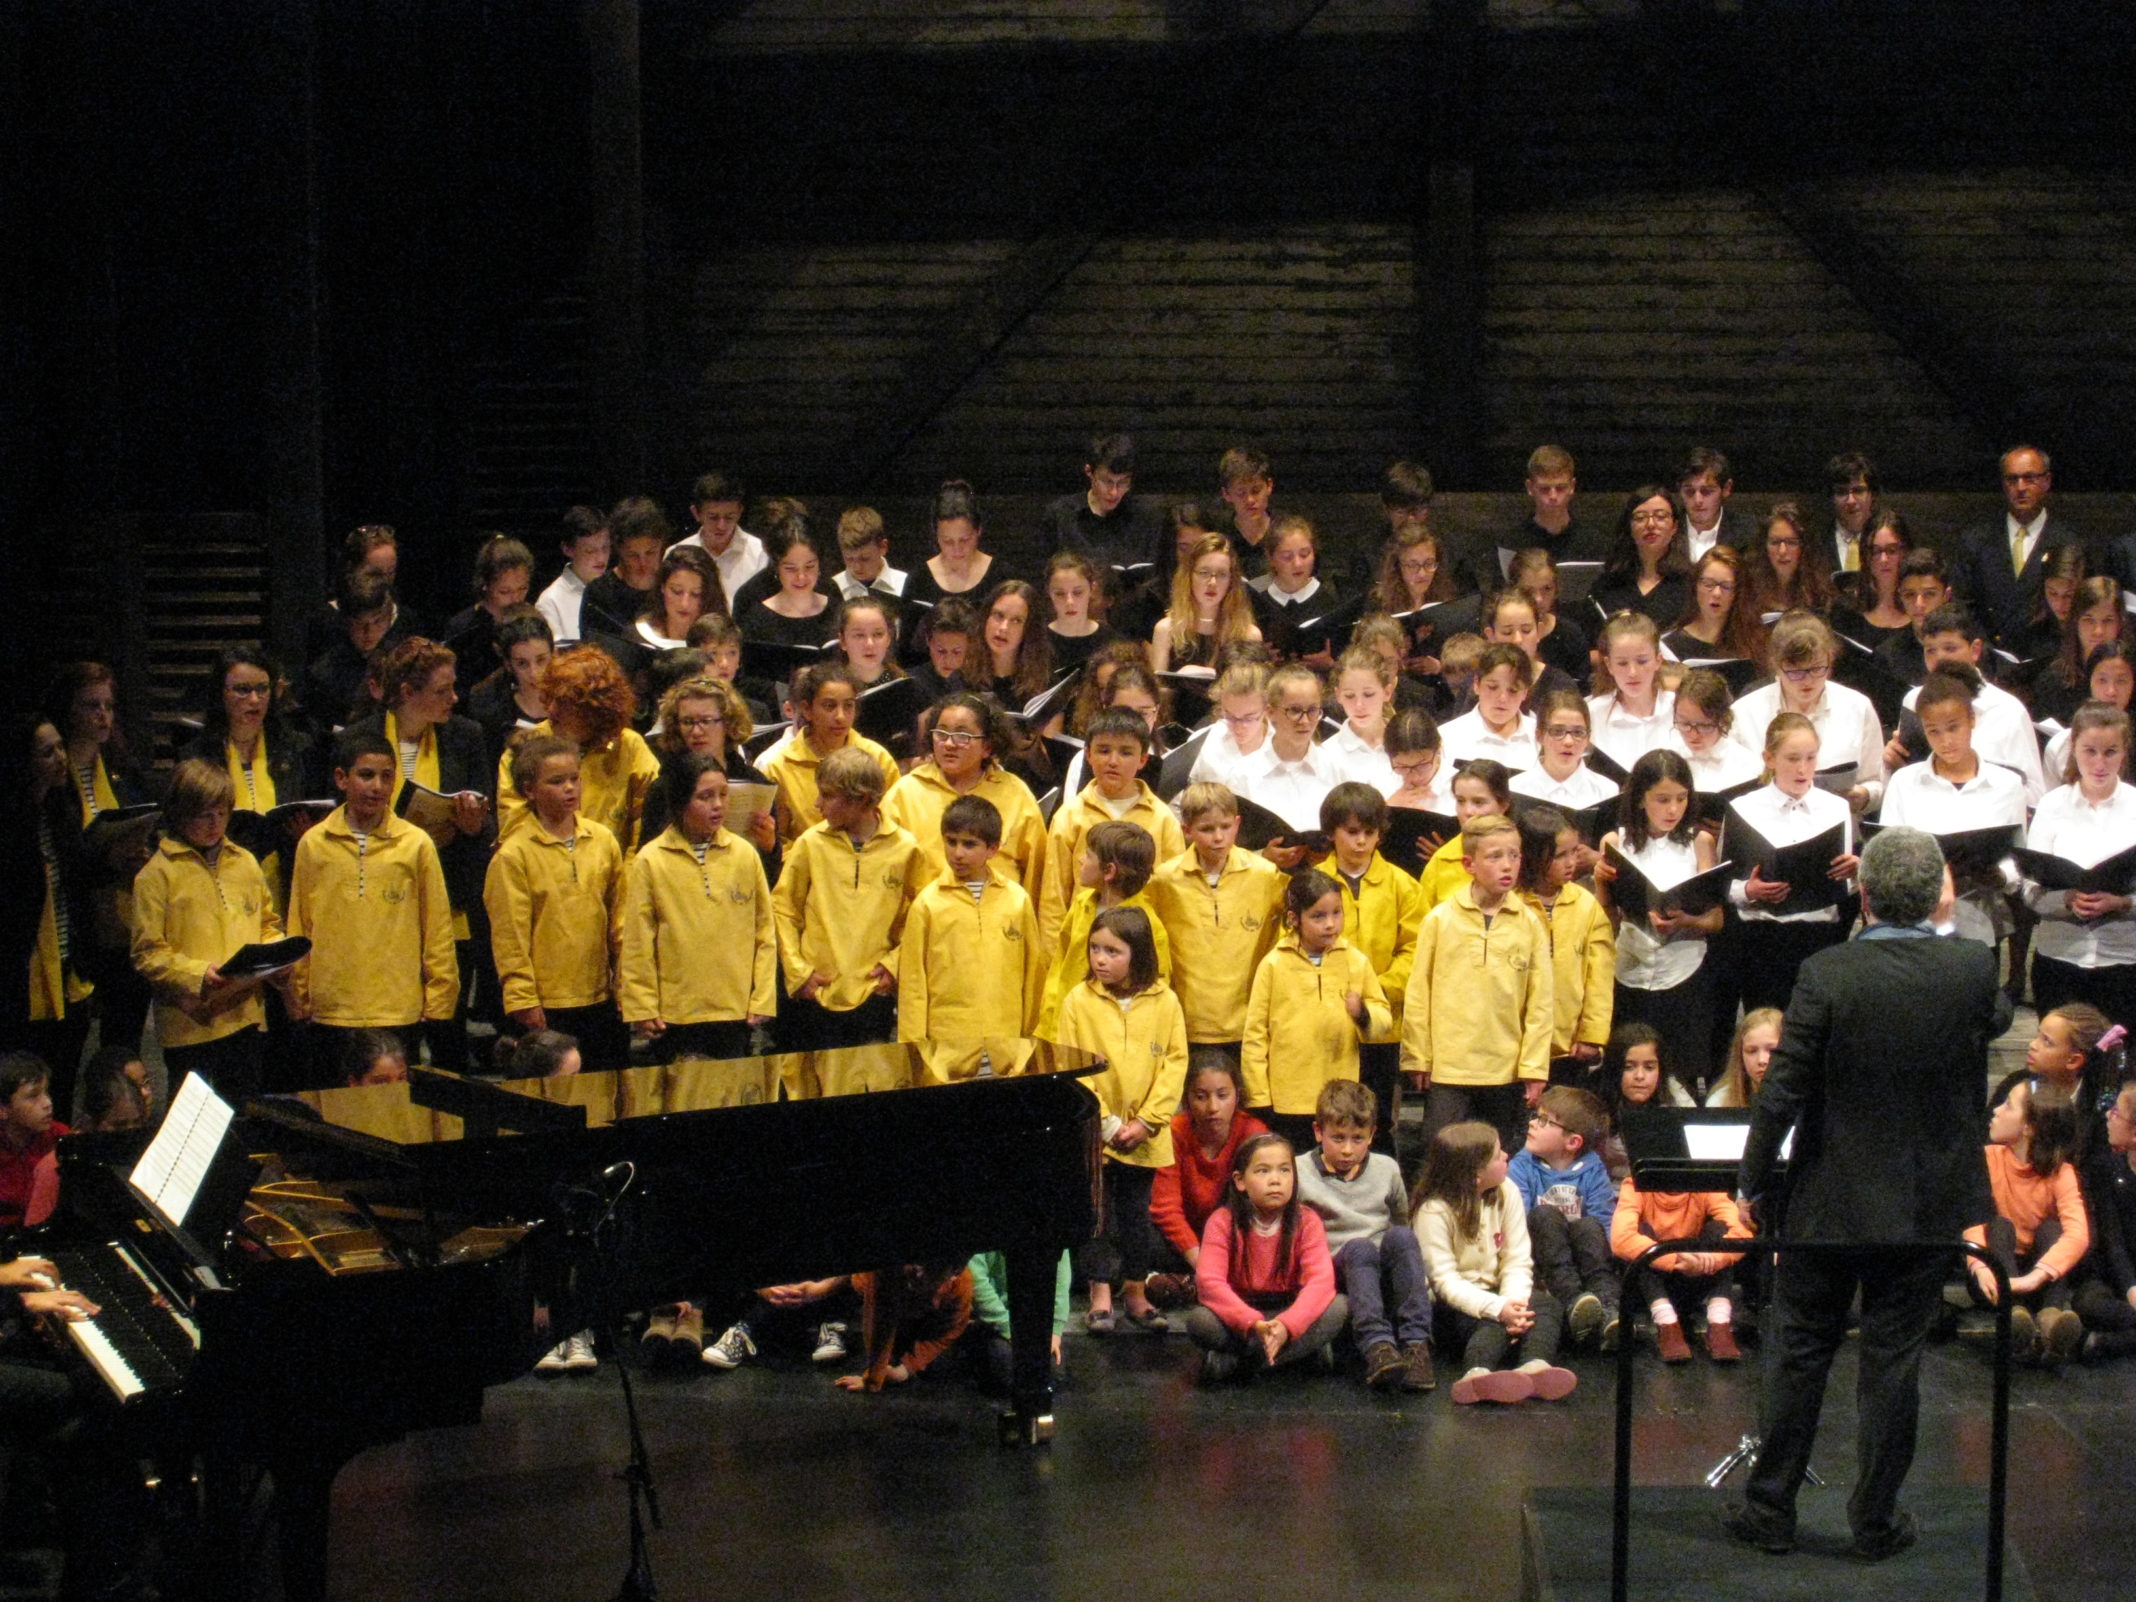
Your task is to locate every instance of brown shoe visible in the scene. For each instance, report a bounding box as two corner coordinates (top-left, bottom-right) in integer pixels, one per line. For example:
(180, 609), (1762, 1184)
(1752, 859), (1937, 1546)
(1363, 1341), (1406, 1389)
(641, 1309), (677, 1349)
(669, 1305), (705, 1360)
(2040, 1306), (2085, 1366)
(1400, 1341), (1437, 1392)
(1705, 1321), (1743, 1363)
(1144, 1272), (1198, 1310)
(1655, 1321), (1693, 1363)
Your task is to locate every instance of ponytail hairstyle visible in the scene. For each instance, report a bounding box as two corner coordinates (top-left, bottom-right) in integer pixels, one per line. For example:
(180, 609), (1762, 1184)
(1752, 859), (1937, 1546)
(1454, 757), (1514, 813)
(1224, 1132), (1302, 1285)
(1285, 867), (1343, 932)
(1589, 610), (1664, 698)
(2043, 1003), (2113, 1082)
(1044, 548), (1107, 623)
(1761, 710), (1819, 780)
(1410, 1119), (1503, 1244)
(1600, 1021), (1682, 1122)
(1914, 668), (1979, 724)
(1516, 803), (1573, 893)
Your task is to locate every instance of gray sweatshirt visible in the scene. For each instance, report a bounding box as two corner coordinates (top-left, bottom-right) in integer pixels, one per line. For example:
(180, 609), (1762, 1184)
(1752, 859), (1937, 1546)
(1296, 1149), (1410, 1251)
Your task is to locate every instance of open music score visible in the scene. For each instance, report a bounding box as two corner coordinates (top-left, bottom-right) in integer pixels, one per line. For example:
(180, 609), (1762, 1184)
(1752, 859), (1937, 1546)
(128, 1072), (235, 1231)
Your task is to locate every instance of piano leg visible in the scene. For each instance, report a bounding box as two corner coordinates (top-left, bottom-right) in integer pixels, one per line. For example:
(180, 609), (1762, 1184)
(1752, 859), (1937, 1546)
(998, 1245), (1057, 1447)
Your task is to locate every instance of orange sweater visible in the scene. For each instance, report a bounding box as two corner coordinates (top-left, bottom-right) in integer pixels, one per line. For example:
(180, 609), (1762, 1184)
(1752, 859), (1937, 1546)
(1966, 1145), (2091, 1282)
(1610, 1179), (1751, 1275)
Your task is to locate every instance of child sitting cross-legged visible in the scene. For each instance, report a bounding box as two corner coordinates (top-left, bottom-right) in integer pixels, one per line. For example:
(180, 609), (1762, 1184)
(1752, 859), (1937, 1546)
(1146, 1051), (1269, 1308)
(1037, 820), (1172, 1039)
(1295, 1080), (1436, 1392)
(1966, 1076), (2091, 1365)
(1610, 1156), (1754, 1364)
(1509, 1085), (1621, 1351)
(1412, 1119), (1577, 1404)
(1188, 1132), (1348, 1384)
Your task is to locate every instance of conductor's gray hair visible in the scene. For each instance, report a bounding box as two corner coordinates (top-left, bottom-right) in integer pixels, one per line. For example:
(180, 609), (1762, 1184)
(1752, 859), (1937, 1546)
(1860, 827), (1945, 927)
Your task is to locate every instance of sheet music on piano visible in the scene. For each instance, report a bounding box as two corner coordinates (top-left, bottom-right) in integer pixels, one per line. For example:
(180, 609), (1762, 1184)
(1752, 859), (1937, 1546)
(128, 1072), (235, 1232)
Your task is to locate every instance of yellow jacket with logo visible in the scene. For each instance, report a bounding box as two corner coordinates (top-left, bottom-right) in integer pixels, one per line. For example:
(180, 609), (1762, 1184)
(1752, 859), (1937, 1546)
(1314, 850), (1425, 1021)
(496, 724), (661, 855)
(760, 734), (901, 848)
(771, 819), (927, 1011)
(1241, 935), (1394, 1115)
(880, 762), (1048, 899)
(1402, 885), (1554, 1086)
(1039, 780), (1185, 955)
(896, 868), (1044, 1043)
(482, 814), (625, 1014)
(1144, 846), (1285, 1042)
(287, 807), (458, 1027)
(1415, 832), (1471, 914)
(1035, 886), (1172, 1039)
(1519, 882), (1615, 1056)
(130, 836), (281, 1048)
(617, 826), (778, 1026)
(1051, 978), (1190, 1168)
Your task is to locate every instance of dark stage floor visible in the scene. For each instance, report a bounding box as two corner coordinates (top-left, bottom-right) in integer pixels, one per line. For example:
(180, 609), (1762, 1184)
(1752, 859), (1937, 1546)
(327, 1325), (2135, 1602)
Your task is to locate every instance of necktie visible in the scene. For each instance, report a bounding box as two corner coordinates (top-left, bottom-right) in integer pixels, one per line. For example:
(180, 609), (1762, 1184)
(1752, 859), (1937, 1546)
(1841, 536), (1860, 574)
(2011, 525), (2028, 577)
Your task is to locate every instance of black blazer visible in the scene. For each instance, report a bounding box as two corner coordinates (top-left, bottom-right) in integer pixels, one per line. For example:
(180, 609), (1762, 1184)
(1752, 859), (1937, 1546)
(1743, 931), (2006, 1244)
(177, 725), (323, 807)
(1950, 511), (2085, 648)
(344, 711), (494, 910)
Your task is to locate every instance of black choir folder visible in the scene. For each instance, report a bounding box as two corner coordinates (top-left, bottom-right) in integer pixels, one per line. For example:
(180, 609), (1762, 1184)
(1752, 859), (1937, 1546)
(1602, 846), (1734, 922)
(2011, 840), (2136, 895)
(1232, 796), (1330, 857)
(1718, 816), (1851, 908)
(1380, 806), (1457, 876)
(218, 936), (312, 980)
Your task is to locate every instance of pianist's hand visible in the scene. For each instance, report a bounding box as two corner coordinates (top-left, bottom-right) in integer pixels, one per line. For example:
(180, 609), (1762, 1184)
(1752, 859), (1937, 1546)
(0, 1256), (59, 1289)
(23, 1288), (98, 1322)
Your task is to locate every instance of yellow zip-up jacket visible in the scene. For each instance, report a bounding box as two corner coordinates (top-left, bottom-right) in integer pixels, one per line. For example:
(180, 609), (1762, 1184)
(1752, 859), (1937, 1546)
(617, 826), (778, 1026)
(482, 813), (625, 1014)
(772, 819), (927, 1012)
(1040, 780), (1185, 954)
(896, 868), (1044, 1043)
(287, 807), (458, 1027)
(496, 724), (661, 855)
(880, 762), (1048, 897)
(1144, 846), (1286, 1042)
(130, 836), (281, 1048)
(760, 734), (901, 848)
(1241, 935), (1394, 1115)
(1051, 978), (1190, 1168)
(1314, 850), (1425, 1022)
(1415, 833), (1471, 914)
(1520, 882), (1615, 1056)
(1402, 885), (1554, 1087)
(1035, 886), (1172, 1039)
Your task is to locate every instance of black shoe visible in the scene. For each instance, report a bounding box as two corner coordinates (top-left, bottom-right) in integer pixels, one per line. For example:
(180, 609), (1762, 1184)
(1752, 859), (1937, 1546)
(1848, 1511), (1918, 1563)
(1720, 1503), (1794, 1555)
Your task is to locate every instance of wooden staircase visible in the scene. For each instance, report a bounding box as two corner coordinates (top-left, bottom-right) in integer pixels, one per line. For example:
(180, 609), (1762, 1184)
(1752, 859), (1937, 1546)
(137, 516), (269, 768)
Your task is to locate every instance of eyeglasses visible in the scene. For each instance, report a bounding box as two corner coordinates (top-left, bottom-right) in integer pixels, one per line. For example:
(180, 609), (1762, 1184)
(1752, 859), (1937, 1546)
(2003, 472), (2049, 486)
(931, 729), (982, 747)
(1696, 577), (1736, 594)
(1222, 711), (1264, 728)
(1674, 717), (1720, 737)
(1191, 567), (1232, 584)
(1768, 536), (1803, 550)
(677, 714), (723, 731)
(1398, 558), (1438, 577)
(1276, 703), (1321, 721)
(1780, 666), (1830, 684)
(227, 683), (272, 698)
(1630, 510), (1675, 527)
(1543, 724), (1588, 740)
(1528, 1111), (1566, 1132)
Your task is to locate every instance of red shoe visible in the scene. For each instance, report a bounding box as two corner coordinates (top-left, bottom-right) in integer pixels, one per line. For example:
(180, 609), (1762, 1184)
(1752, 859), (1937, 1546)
(1655, 1321), (1693, 1363)
(1705, 1321), (1742, 1362)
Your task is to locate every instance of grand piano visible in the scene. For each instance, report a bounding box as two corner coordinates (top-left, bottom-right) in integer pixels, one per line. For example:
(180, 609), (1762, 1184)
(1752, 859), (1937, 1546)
(44, 1037), (1103, 1601)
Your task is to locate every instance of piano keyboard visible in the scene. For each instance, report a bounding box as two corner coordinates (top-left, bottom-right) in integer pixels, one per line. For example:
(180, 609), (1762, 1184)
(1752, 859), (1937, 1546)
(47, 1242), (201, 1403)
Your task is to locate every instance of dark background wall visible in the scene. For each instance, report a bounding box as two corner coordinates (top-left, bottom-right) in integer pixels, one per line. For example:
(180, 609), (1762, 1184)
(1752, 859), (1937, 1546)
(8, 0), (2136, 733)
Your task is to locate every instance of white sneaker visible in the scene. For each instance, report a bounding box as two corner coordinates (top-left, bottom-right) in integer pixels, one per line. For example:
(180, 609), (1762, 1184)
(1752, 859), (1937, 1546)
(563, 1331), (598, 1372)
(536, 1338), (573, 1375)
(811, 1321), (849, 1363)
(703, 1323), (757, 1369)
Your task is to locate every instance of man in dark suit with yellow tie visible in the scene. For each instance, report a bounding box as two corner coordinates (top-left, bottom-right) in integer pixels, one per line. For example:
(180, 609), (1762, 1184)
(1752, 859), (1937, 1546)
(1948, 445), (2085, 650)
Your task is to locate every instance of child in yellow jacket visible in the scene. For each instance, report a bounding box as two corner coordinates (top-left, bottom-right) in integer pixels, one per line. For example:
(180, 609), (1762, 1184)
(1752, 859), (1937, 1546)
(1316, 782), (1424, 1153)
(1039, 708), (1184, 952)
(880, 693), (1048, 893)
(1052, 906), (1189, 1334)
(1415, 760), (1515, 913)
(288, 729), (459, 1088)
(130, 759), (284, 1100)
(617, 754), (777, 1063)
(897, 795), (1045, 1055)
(1145, 782), (1284, 1047)
(1036, 819), (1171, 1038)
(483, 734), (629, 1073)
(1514, 804), (1615, 1080)
(760, 662), (901, 848)
(772, 746), (926, 1051)
(1242, 868), (1394, 1149)
(1403, 813), (1555, 1158)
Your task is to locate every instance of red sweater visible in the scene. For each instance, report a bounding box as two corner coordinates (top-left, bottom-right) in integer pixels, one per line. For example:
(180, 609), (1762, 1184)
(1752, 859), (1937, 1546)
(1195, 1206), (1336, 1340)
(0, 1123), (66, 1232)
(1150, 1111), (1269, 1258)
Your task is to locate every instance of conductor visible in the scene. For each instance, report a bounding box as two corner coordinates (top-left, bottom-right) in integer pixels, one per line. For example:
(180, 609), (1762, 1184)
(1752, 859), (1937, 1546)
(1724, 827), (2008, 1561)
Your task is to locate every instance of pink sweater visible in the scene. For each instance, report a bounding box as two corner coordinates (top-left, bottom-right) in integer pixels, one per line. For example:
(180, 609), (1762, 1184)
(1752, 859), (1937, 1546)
(1195, 1206), (1336, 1340)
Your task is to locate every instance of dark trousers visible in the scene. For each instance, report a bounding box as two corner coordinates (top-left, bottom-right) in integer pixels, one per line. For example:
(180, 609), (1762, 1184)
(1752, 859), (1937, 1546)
(1736, 919), (1848, 1019)
(420, 937), (476, 1074)
(1972, 1215), (2076, 1311)
(2073, 1274), (2136, 1334)
(534, 1001), (631, 1076)
(1261, 1110), (1319, 1152)
(1184, 1296), (1349, 1367)
(649, 1020), (754, 1064)
(1077, 1160), (1157, 1286)
(1423, 1081), (1529, 1162)
(1434, 1287), (1565, 1371)
(774, 991), (897, 1052)
(2031, 954), (2136, 1038)
(1614, 965), (1714, 1099)
(1528, 1207), (1618, 1312)
(1334, 1228), (1432, 1349)
(1745, 1245), (1952, 1543)
(1624, 1217), (1739, 1316)
(1357, 1042), (1403, 1156)
(163, 1027), (265, 1105)
(0, 1355), (150, 1596)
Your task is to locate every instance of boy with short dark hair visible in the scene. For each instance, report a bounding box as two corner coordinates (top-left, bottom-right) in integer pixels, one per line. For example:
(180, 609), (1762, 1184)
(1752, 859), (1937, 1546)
(1047, 430), (1162, 572)
(674, 469), (768, 601)
(1509, 1084), (1621, 1348)
(1676, 446), (1752, 562)
(1040, 708), (1185, 953)
(1874, 548), (1953, 685)
(898, 795), (1045, 1049)
(1217, 444), (1276, 574)
(0, 1054), (65, 1231)
(302, 569), (403, 728)
(1147, 783), (1286, 1051)
(1294, 1080), (1435, 1391)
(1474, 445), (1604, 593)
(288, 728), (459, 1088)
(1316, 782), (1422, 1151)
(1037, 819), (1171, 1038)
(535, 505), (611, 646)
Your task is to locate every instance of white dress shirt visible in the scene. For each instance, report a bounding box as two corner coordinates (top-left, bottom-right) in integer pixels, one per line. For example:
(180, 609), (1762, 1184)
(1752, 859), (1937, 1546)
(1587, 690), (1678, 773)
(1510, 762), (1619, 811)
(2007, 510), (2049, 574)
(1686, 523), (1724, 565)
(1878, 759), (2026, 945)
(536, 568), (591, 645)
(1439, 709), (1538, 773)
(1728, 679), (1887, 806)
(1234, 740), (1344, 833)
(1899, 679), (2047, 806)
(1612, 833), (1708, 990)
(2025, 780), (2136, 969)
(1667, 733), (1766, 797)
(671, 528), (769, 602)
(1186, 719), (1267, 792)
(1725, 783), (1854, 924)
(835, 565), (909, 601)
(1324, 722), (1400, 798)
